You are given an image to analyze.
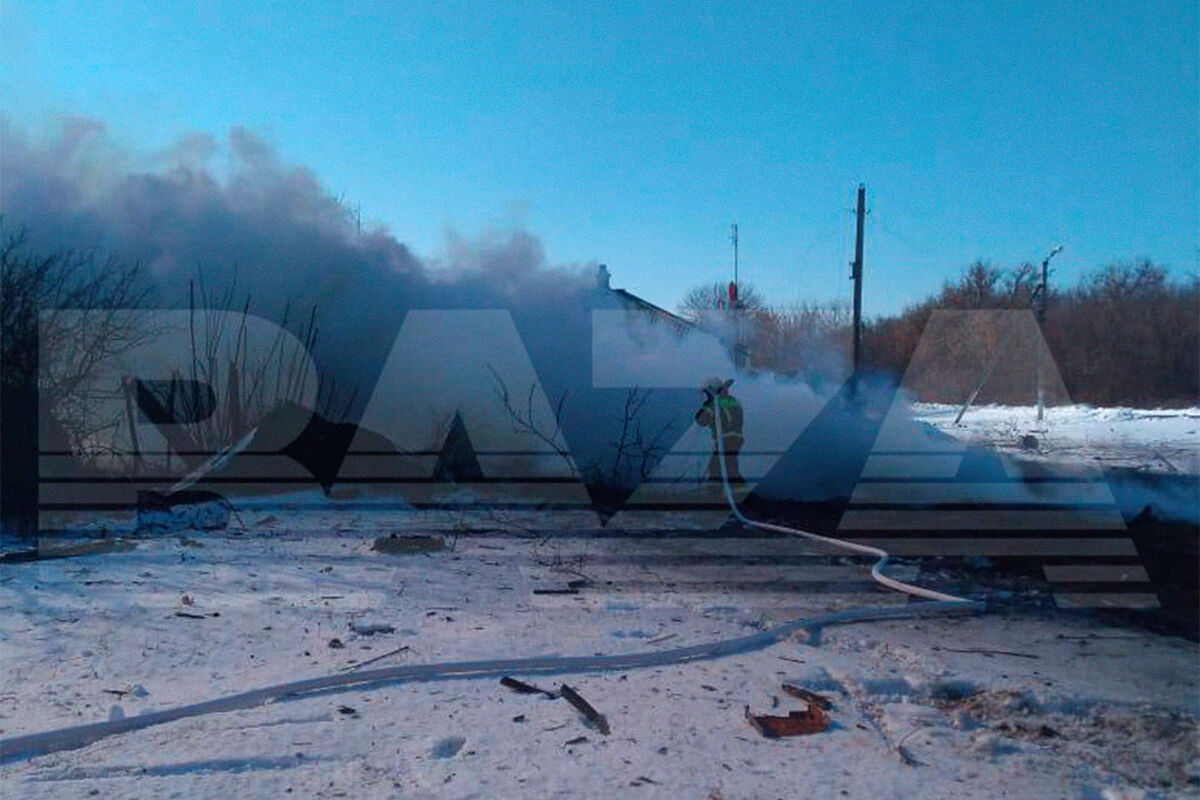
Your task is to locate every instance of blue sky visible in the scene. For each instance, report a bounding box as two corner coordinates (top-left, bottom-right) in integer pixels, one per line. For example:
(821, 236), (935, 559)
(3, 0), (1197, 315)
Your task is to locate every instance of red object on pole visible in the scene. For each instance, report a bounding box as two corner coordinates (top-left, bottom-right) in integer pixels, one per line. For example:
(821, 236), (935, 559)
(728, 281), (738, 308)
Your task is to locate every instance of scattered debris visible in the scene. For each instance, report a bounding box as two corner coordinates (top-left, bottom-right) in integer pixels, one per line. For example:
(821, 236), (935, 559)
(927, 679), (983, 703)
(966, 556), (994, 571)
(168, 429), (257, 495)
(895, 729), (928, 767)
(1055, 634), (1140, 641)
(343, 645), (410, 670)
(138, 491), (231, 533)
(1, 538), (137, 563)
(970, 731), (1020, 757)
(500, 676), (558, 699)
(431, 736), (466, 759)
(180, 594), (195, 606)
(780, 684), (834, 710)
(933, 646), (1039, 659)
(349, 621), (395, 636)
(744, 703), (830, 738)
(896, 742), (926, 767)
(0, 549), (40, 564)
(1153, 449), (1180, 472)
(560, 684), (610, 735)
(328, 638), (345, 649)
(372, 534), (444, 555)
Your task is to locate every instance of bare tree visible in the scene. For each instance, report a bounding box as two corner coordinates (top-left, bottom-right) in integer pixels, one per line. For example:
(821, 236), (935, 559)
(130, 269), (349, 473)
(942, 262), (1003, 308)
(485, 363), (573, 465)
(600, 387), (677, 489)
(862, 258), (1198, 407)
(487, 368), (676, 495)
(1004, 262), (1039, 307)
(677, 281), (765, 320)
(1, 229), (151, 400)
(1047, 261), (1197, 406)
(749, 301), (851, 379)
(1, 229), (154, 455)
(1, 228), (152, 536)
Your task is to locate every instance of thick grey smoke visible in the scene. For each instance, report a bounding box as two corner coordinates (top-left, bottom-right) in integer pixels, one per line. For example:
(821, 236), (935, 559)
(0, 120), (865, 505)
(8, 118), (1186, 532)
(0, 117), (593, 411)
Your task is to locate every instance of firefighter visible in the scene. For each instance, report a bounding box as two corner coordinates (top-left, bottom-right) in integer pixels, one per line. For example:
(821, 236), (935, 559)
(694, 377), (744, 484)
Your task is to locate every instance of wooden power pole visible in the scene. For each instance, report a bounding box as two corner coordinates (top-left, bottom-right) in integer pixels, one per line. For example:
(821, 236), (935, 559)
(851, 184), (866, 372)
(730, 223), (739, 290)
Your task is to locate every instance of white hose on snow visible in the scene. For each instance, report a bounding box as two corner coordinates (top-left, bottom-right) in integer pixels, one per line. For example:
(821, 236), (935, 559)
(710, 391), (972, 604)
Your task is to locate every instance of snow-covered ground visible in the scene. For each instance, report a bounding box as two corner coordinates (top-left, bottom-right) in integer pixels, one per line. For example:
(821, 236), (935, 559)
(913, 404), (1200, 476)
(2, 512), (1197, 799)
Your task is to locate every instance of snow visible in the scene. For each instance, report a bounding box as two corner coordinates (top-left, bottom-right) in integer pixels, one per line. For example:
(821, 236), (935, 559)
(2, 510), (1197, 799)
(912, 403), (1200, 475)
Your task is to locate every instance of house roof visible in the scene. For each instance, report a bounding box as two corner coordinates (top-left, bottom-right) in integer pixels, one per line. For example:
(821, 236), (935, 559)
(593, 264), (695, 332)
(609, 288), (694, 330)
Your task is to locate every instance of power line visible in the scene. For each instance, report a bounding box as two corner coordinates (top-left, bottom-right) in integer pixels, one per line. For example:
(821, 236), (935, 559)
(873, 212), (933, 257)
(794, 209), (845, 263)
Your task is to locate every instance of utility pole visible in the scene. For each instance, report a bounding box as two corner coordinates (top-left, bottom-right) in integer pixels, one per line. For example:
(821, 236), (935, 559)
(730, 223), (739, 291)
(850, 184), (866, 373)
(1035, 245), (1063, 421)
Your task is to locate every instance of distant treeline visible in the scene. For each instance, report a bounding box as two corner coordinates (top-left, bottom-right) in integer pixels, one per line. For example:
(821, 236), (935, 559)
(712, 261), (1198, 408)
(863, 261), (1198, 407)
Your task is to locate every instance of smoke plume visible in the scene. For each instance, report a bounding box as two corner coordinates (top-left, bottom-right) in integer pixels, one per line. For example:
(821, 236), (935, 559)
(1, 117), (595, 412)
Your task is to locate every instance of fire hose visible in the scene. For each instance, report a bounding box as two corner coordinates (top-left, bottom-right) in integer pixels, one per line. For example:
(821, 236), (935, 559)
(0, 392), (980, 764)
(709, 389), (973, 604)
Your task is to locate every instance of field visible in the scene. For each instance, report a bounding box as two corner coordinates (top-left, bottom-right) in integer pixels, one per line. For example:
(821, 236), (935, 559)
(2, 509), (1197, 799)
(1, 407), (1197, 798)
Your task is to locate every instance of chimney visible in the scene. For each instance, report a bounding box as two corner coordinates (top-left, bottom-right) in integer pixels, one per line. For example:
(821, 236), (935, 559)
(596, 264), (611, 290)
